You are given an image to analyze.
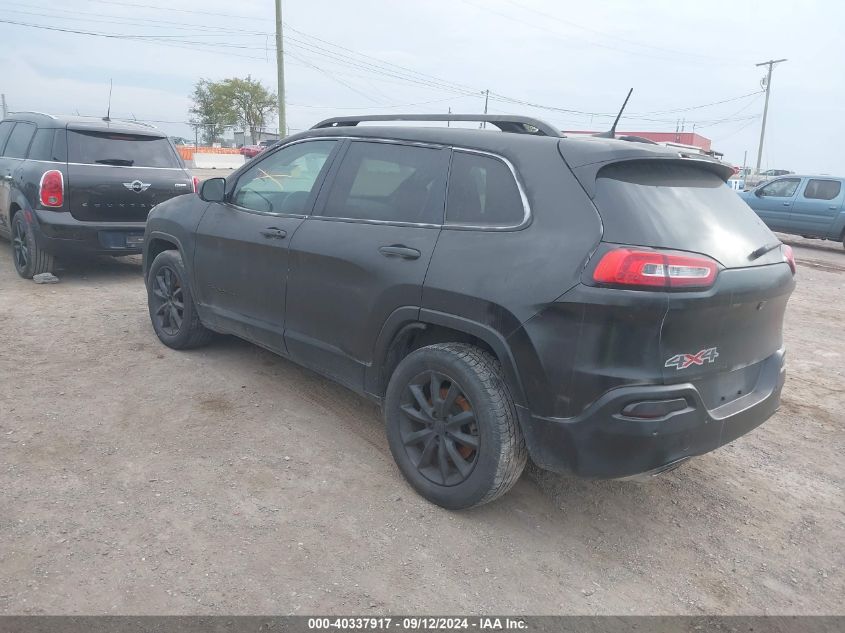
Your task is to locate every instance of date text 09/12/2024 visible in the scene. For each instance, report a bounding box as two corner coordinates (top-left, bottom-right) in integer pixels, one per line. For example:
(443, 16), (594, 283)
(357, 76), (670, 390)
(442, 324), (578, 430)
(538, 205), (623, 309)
(307, 617), (528, 630)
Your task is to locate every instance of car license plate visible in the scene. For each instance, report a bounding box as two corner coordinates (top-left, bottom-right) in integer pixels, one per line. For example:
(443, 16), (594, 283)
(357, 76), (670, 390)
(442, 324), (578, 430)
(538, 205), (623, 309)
(126, 234), (144, 247)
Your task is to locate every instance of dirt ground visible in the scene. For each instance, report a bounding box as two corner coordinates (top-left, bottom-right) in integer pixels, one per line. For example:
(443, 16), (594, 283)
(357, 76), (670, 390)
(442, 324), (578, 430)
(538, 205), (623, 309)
(0, 233), (842, 615)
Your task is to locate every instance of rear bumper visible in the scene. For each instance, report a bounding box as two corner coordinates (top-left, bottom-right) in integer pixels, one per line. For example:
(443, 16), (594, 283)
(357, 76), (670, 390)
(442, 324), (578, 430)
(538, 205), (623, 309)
(32, 210), (146, 256)
(518, 349), (786, 478)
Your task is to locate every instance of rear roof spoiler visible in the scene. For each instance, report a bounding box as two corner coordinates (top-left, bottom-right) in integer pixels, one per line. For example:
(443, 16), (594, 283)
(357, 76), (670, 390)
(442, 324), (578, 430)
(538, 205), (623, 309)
(311, 114), (563, 138)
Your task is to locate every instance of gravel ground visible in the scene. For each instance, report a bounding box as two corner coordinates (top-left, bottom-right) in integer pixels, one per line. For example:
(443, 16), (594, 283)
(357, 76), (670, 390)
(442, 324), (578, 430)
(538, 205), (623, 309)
(0, 233), (842, 615)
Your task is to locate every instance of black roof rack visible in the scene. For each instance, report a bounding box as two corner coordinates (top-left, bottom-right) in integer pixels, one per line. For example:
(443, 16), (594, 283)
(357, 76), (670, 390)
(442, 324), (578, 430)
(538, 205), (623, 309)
(311, 114), (562, 138)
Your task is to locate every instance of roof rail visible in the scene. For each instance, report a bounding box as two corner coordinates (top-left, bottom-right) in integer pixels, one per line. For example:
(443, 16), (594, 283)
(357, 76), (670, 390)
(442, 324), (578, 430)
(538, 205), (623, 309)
(311, 114), (562, 138)
(7, 111), (58, 119)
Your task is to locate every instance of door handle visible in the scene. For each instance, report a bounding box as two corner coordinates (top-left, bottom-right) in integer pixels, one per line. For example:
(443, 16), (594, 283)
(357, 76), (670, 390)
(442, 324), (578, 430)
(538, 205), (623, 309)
(260, 227), (287, 239)
(829, 206), (838, 210)
(379, 245), (421, 260)
(782, 202), (791, 206)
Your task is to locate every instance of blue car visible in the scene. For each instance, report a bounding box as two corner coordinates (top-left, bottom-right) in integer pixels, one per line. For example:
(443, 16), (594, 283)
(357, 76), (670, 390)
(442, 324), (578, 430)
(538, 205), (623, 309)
(739, 175), (845, 249)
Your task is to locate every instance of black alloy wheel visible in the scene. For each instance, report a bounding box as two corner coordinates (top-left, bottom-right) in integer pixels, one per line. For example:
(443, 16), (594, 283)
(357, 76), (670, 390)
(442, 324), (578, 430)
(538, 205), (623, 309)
(11, 213), (53, 279)
(12, 217), (29, 272)
(150, 266), (185, 336)
(398, 370), (480, 486)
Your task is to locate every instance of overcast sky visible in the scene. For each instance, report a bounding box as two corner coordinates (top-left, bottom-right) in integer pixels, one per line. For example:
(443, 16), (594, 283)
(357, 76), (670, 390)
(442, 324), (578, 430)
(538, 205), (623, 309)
(1, 0), (843, 173)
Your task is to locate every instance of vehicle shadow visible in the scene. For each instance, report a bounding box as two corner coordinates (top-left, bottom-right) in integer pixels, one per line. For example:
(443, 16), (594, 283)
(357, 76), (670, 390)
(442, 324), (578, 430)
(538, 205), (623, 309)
(53, 254), (144, 282)
(209, 334), (702, 526)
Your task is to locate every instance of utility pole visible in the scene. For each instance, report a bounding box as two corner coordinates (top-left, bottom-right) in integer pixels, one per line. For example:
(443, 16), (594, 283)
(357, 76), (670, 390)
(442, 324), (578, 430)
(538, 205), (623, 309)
(481, 89), (489, 128)
(1, 94), (7, 119)
(274, 0), (286, 138)
(755, 58), (787, 174)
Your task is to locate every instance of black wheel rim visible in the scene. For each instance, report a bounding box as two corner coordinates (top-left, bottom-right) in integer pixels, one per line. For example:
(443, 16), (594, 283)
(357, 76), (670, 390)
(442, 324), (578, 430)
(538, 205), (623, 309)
(398, 370), (479, 486)
(12, 219), (28, 271)
(151, 266), (185, 336)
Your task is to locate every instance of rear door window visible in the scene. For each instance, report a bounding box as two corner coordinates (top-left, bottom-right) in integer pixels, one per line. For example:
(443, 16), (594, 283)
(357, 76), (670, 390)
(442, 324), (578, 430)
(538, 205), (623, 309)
(319, 141), (449, 224)
(0, 121), (14, 154)
(27, 129), (58, 161)
(758, 178), (800, 198)
(67, 130), (180, 168)
(803, 179), (842, 201)
(446, 151), (525, 227)
(3, 122), (36, 159)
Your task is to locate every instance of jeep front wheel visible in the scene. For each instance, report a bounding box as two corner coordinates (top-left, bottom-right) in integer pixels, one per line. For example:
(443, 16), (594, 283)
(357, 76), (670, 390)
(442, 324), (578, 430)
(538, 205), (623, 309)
(147, 250), (213, 349)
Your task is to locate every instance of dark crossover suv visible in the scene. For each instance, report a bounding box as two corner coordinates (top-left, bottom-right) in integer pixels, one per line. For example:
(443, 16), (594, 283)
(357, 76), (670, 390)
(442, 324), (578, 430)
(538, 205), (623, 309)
(0, 112), (196, 278)
(143, 114), (796, 509)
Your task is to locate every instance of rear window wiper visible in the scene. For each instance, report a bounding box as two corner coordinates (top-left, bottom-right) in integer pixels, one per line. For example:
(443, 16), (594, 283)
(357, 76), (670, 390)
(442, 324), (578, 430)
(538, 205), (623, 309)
(95, 158), (135, 166)
(749, 242), (781, 260)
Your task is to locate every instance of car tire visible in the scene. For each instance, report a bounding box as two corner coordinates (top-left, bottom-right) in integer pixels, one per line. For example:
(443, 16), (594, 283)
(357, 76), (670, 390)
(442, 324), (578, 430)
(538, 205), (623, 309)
(11, 212), (54, 279)
(147, 249), (213, 350)
(384, 342), (527, 509)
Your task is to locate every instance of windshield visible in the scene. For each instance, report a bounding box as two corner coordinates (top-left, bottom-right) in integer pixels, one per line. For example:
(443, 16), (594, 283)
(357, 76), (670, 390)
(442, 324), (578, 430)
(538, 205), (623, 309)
(67, 130), (180, 168)
(594, 161), (778, 268)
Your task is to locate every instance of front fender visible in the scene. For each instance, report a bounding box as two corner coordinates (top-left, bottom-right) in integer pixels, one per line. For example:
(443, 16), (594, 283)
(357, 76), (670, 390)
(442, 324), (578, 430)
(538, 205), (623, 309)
(143, 195), (209, 280)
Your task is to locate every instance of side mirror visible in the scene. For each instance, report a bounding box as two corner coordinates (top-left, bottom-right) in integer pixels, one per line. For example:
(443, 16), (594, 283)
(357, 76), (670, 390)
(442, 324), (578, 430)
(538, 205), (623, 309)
(199, 177), (226, 202)
(754, 188), (763, 197)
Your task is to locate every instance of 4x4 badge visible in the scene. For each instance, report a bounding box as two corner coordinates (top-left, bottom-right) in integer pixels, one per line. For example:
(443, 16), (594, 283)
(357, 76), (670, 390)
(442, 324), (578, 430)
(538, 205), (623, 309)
(665, 347), (719, 370)
(123, 180), (151, 193)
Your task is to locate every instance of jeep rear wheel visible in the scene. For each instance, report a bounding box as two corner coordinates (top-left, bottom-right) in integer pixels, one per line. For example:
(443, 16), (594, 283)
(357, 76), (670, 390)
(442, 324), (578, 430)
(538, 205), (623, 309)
(147, 250), (213, 349)
(12, 213), (54, 279)
(384, 343), (527, 509)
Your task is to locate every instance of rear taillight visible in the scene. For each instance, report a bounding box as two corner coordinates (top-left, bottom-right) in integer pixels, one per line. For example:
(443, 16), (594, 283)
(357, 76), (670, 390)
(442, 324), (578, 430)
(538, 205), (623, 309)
(192, 176), (199, 193)
(39, 170), (64, 208)
(593, 248), (718, 290)
(782, 244), (796, 275)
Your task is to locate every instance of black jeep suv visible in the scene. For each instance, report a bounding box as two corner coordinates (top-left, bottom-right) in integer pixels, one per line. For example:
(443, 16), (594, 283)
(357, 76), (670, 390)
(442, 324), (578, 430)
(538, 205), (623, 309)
(0, 112), (195, 278)
(143, 114), (795, 509)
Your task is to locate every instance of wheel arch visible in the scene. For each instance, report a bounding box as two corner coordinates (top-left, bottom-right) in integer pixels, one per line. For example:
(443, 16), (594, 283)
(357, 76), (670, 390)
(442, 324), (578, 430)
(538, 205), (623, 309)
(8, 196), (30, 225)
(367, 308), (528, 409)
(144, 232), (185, 281)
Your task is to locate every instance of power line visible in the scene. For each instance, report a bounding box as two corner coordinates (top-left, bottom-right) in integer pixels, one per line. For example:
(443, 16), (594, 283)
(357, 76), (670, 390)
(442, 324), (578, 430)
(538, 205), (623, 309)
(288, 95), (468, 110)
(4, 7), (266, 36)
(458, 0), (741, 67)
(692, 93), (764, 129)
(286, 50), (384, 105)
(500, 0), (746, 65)
(1, 14), (772, 128)
(630, 91), (764, 116)
(83, 0), (266, 22)
(712, 115), (762, 143)
(0, 19), (272, 59)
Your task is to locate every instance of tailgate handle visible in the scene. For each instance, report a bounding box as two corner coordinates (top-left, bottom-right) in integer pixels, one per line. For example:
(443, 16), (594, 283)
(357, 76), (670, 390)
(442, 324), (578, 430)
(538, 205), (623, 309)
(260, 227), (287, 239)
(379, 245), (421, 260)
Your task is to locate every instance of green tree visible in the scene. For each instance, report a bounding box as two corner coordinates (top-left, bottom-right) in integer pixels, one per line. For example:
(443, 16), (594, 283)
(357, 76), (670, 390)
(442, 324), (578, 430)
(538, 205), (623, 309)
(188, 79), (236, 145)
(219, 75), (278, 142)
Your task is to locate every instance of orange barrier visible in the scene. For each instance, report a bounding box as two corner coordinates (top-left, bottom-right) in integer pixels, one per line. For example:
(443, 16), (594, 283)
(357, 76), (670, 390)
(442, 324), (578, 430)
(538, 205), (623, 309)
(176, 146), (242, 161)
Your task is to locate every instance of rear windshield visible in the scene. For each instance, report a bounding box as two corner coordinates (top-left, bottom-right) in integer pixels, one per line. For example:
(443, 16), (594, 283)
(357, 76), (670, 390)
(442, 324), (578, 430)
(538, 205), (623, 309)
(67, 130), (180, 168)
(594, 161), (774, 264)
